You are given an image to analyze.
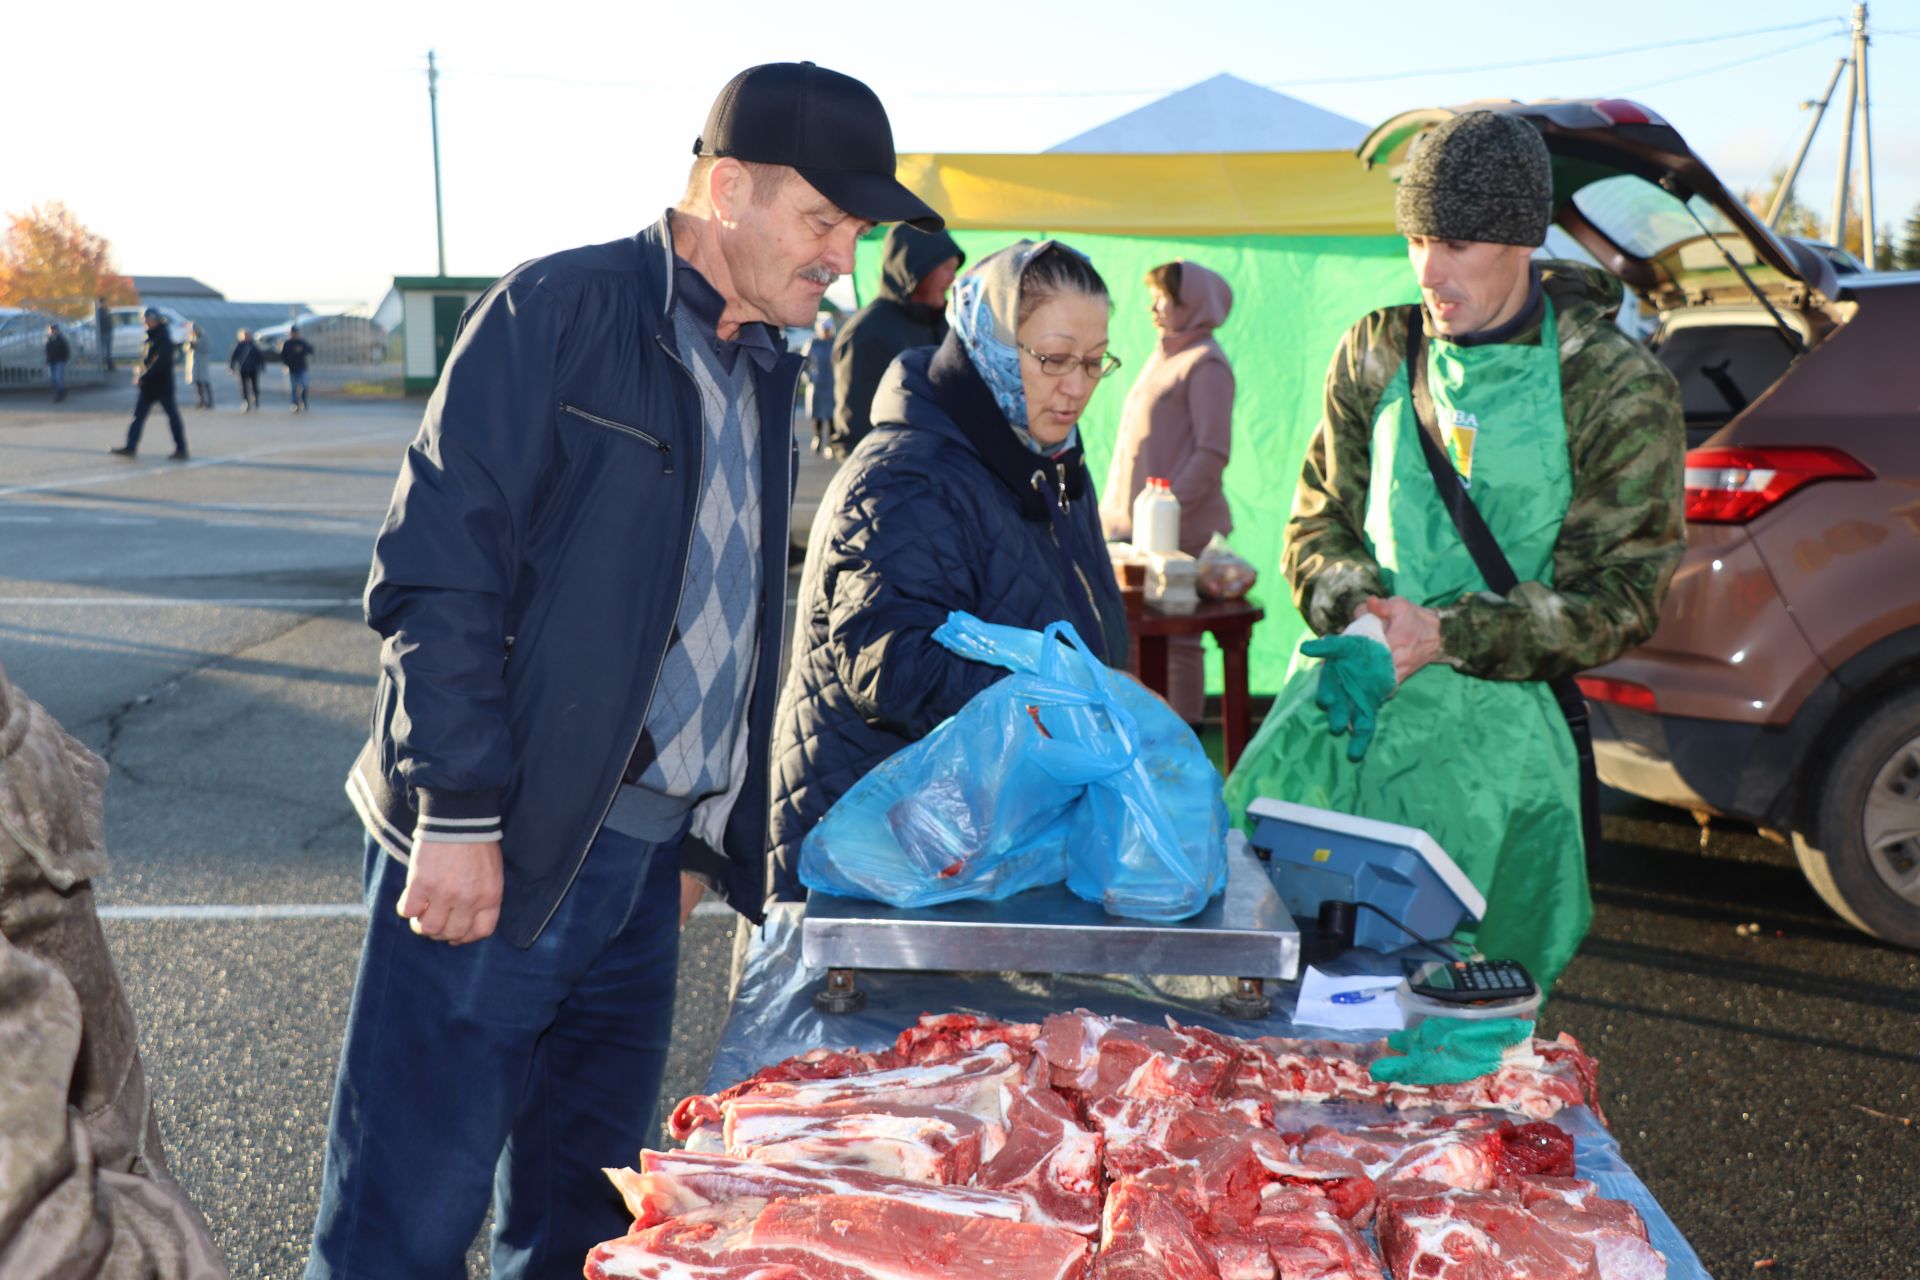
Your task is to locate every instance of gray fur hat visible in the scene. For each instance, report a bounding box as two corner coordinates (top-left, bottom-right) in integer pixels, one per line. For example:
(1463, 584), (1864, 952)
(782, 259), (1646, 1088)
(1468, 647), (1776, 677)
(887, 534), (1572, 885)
(1395, 110), (1554, 248)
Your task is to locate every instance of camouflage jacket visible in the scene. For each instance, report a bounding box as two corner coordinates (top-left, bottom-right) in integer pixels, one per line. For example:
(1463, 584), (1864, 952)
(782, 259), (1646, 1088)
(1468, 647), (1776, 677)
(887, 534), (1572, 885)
(1284, 262), (1685, 682)
(0, 662), (228, 1279)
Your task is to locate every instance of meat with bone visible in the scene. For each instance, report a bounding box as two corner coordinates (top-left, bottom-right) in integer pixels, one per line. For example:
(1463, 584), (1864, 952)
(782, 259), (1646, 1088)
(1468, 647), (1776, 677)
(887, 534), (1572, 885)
(1092, 1177), (1224, 1280)
(1087, 1096), (1375, 1229)
(1376, 1183), (1666, 1280)
(1039, 1012), (1238, 1101)
(586, 1193), (1092, 1280)
(1286, 1114), (1575, 1194)
(712, 1097), (1003, 1183)
(667, 1016), (1045, 1141)
(1037, 1012), (1598, 1122)
(1379, 1034), (1602, 1124)
(1221, 1192), (1388, 1280)
(975, 1081), (1104, 1235)
(1095, 1179), (1385, 1280)
(605, 1150), (1032, 1230)
(891, 1012), (1043, 1065)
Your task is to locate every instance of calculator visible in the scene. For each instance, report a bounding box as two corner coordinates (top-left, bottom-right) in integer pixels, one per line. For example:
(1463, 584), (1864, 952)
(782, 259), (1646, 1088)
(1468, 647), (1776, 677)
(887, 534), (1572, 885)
(1407, 959), (1537, 1005)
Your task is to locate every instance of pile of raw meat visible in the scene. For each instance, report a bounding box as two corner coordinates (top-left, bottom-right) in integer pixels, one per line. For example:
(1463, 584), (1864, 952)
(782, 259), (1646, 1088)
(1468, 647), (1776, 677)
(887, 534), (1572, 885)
(586, 1011), (1667, 1279)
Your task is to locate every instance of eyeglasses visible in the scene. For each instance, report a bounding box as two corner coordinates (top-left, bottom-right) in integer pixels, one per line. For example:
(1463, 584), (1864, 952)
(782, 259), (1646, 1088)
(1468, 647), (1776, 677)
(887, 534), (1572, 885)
(1020, 344), (1124, 380)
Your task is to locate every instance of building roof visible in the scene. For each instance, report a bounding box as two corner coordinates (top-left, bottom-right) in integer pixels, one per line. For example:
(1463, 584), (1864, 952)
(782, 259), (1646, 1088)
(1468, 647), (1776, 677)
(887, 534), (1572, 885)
(392, 275), (500, 292)
(131, 275), (226, 301)
(1047, 73), (1368, 155)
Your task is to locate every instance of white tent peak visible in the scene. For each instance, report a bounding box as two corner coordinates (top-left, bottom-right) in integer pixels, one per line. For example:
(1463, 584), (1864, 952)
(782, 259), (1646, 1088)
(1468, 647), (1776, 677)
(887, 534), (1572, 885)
(1047, 73), (1368, 155)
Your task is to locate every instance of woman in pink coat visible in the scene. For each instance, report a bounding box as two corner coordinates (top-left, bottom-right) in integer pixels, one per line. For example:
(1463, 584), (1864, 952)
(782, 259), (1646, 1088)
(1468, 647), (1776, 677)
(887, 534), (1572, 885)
(1101, 260), (1236, 724)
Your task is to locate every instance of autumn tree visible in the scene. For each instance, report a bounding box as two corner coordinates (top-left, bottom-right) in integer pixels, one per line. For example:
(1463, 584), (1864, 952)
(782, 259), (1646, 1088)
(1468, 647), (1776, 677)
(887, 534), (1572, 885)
(0, 202), (136, 319)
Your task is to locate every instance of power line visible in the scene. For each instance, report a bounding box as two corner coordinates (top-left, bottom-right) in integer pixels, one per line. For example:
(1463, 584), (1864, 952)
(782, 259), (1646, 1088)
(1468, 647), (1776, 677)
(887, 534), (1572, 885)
(1617, 31), (1843, 94)
(908, 16), (1844, 99)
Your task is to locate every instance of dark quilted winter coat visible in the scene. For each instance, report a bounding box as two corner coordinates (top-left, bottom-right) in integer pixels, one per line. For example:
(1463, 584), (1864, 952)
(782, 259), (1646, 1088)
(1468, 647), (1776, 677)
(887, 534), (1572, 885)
(768, 333), (1130, 899)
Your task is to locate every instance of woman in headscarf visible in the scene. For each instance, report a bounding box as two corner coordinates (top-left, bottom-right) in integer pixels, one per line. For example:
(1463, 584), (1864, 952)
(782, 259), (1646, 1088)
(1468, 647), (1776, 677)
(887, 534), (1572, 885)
(768, 240), (1131, 898)
(1101, 260), (1237, 725)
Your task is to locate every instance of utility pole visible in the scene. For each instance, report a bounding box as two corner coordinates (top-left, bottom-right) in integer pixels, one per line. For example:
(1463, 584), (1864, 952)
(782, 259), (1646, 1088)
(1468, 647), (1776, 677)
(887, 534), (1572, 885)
(1853, 4), (1878, 269)
(428, 50), (447, 278)
(1828, 42), (1858, 256)
(1767, 58), (1847, 229)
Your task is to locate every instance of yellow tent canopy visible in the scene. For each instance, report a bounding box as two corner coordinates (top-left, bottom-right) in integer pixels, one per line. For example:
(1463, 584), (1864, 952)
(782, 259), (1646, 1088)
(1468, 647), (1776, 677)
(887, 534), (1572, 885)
(893, 151), (1398, 238)
(851, 150), (1418, 695)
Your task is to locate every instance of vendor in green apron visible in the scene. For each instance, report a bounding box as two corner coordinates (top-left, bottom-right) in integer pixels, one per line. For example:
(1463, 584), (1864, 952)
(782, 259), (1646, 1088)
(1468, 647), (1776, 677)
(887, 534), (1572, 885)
(1224, 111), (1685, 996)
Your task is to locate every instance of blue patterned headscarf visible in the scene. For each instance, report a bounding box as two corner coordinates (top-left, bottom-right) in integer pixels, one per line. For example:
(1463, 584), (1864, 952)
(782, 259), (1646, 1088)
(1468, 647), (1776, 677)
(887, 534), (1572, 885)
(948, 239), (1088, 454)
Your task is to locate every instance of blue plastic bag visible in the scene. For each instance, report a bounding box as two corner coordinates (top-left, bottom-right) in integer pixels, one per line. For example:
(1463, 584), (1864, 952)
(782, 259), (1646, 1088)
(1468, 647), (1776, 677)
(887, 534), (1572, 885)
(798, 623), (1134, 908)
(934, 613), (1229, 921)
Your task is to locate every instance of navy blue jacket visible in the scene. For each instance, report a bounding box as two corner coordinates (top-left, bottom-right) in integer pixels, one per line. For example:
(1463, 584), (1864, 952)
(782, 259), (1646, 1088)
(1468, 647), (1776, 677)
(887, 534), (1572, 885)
(767, 334), (1129, 897)
(347, 214), (800, 945)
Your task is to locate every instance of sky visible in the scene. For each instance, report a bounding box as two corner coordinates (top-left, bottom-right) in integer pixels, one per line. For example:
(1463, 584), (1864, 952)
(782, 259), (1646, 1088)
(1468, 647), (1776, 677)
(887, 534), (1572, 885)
(9, 0), (1919, 310)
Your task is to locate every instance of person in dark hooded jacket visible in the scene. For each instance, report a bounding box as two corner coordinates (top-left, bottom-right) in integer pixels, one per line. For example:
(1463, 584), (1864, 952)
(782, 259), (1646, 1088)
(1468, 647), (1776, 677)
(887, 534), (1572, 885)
(829, 222), (963, 453)
(769, 240), (1130, 896)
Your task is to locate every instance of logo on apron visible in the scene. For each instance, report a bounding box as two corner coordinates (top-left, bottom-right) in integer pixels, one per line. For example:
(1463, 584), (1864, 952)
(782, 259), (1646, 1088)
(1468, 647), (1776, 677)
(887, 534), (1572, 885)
(1440, 408), (1479, 486)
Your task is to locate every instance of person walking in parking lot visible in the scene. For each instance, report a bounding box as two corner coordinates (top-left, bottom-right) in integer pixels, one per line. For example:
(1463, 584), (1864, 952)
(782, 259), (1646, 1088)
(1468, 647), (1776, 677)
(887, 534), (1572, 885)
(111, 309), (189, 460)
(281, 325), (314, 412)
(1225, 111), (1686, 997)
(186, 323), (215, 409)
(306, 61), (943, 1280)
(95, 295), (114, 372)
(44, 324), (70, 402)
(230, 328), (263, 412)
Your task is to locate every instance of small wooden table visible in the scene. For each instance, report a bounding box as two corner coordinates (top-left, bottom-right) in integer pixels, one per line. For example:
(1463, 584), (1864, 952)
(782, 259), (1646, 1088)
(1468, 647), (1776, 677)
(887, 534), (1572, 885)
(1127, 596), (1266, 771)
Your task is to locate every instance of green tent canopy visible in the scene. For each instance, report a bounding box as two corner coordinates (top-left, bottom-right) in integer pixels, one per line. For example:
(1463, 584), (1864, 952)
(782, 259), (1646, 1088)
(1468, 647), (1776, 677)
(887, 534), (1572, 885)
(851, 151), (1419, 694)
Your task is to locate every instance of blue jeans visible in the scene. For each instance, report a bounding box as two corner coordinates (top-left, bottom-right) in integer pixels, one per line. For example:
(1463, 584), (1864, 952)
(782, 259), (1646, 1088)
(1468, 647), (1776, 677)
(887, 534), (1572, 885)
(126, 384), (186, 453)
(48, 361), (66, 394)
(306, 826), (682, 1279)
(290, 367), (310, 407)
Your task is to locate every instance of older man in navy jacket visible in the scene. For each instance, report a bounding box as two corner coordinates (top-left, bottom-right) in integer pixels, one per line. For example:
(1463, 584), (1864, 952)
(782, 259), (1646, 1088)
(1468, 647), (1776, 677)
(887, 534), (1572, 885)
(307, 63), (943, 1280)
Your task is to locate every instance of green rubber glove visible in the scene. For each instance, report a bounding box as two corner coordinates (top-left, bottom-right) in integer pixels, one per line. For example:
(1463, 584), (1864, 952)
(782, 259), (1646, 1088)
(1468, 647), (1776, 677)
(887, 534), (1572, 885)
(1300, 633), (1397, 761)
(1369, 1017), (1535, 1085)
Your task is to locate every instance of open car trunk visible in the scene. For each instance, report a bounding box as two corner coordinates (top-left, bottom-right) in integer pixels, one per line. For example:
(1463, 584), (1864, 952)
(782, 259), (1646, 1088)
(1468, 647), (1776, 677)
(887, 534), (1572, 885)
(1358, 99), (1843, 448)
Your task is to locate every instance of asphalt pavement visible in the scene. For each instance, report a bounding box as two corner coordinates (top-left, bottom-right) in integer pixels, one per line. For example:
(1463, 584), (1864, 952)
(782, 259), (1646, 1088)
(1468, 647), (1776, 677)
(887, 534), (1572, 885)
(1, 382), (1914, 1279)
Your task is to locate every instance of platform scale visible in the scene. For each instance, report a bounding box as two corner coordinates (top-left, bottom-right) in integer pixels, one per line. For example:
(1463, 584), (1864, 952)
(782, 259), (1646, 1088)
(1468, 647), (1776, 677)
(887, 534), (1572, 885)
(800, 833), (1300, 1018)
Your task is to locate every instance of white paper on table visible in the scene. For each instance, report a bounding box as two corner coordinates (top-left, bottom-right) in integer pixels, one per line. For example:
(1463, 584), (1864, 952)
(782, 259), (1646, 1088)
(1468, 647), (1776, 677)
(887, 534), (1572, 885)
(1292, 967), (1407, 1032)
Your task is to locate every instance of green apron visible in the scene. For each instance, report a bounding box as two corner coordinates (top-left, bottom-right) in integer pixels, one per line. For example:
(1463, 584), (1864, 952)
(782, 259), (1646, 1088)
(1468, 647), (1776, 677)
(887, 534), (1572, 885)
(1226, 302), (1590, 994)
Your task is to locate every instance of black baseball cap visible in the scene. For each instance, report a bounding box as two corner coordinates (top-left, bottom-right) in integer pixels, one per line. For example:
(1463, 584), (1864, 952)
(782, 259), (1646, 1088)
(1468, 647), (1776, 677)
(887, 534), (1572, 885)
(695, 62), (943, 232)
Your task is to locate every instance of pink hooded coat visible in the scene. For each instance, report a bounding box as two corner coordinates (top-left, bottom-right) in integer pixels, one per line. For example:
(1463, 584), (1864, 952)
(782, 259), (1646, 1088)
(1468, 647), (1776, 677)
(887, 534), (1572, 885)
(1100, 261), (1236, 554)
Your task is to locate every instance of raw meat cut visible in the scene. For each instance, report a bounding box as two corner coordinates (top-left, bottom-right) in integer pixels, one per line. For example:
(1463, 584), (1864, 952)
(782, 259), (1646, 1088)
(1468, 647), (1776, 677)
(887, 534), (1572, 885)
(586, 1193), (1091, 1280)
(1095, 1180), (1385, 1280)
(1091, 1177), (1221, 1280)
(1087, 1096), (1374, 1228)
(1287, 1114), (1574, 1196)
(1380, 1034), (1603, 1124)
(891, 1012), (1043, 1065)
(715, 1097), (1003, 1183)
(1376, 1184), (1666, 1280)
(975, 1082), (1103, 1234)
(1224, 1195), (1387, 1280)
(606, 1151), (1032, 1229)
(1039, 1012), (1238, 1102)
(620, 1012), (1640, 1280)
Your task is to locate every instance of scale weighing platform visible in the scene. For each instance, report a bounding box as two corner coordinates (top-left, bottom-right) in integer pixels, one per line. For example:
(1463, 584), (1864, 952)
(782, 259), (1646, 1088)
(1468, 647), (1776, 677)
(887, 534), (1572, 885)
(801, 834), (1299, 1017)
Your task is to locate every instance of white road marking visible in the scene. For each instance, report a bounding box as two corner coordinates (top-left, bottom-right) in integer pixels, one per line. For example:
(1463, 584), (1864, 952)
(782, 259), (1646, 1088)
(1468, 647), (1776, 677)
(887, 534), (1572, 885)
(0, 425), (407, 499)
(96, 900), (738, 921)
(0, 597), (360, 607)
(99, 903), (368, 920)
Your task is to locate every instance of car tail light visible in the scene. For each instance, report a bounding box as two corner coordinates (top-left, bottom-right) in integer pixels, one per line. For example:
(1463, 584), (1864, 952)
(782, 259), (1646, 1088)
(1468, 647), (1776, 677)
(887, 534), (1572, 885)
(1684, 447), (1874, 525)
(1593, 99), (1664, 126)
(1576, 676), (1657, 713)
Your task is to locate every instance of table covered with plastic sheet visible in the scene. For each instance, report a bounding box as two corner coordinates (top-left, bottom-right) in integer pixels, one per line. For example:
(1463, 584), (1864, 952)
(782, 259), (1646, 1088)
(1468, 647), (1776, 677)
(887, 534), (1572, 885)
(702, 904), (1714, 1280)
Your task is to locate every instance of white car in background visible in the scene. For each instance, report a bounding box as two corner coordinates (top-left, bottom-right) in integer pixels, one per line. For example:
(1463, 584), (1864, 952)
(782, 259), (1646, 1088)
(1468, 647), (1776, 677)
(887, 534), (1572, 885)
(107, 305), (191, 363)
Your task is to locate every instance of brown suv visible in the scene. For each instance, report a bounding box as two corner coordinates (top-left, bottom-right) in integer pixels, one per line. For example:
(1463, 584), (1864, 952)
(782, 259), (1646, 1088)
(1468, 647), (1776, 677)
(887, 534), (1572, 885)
(1362, 100), (1920, 948)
